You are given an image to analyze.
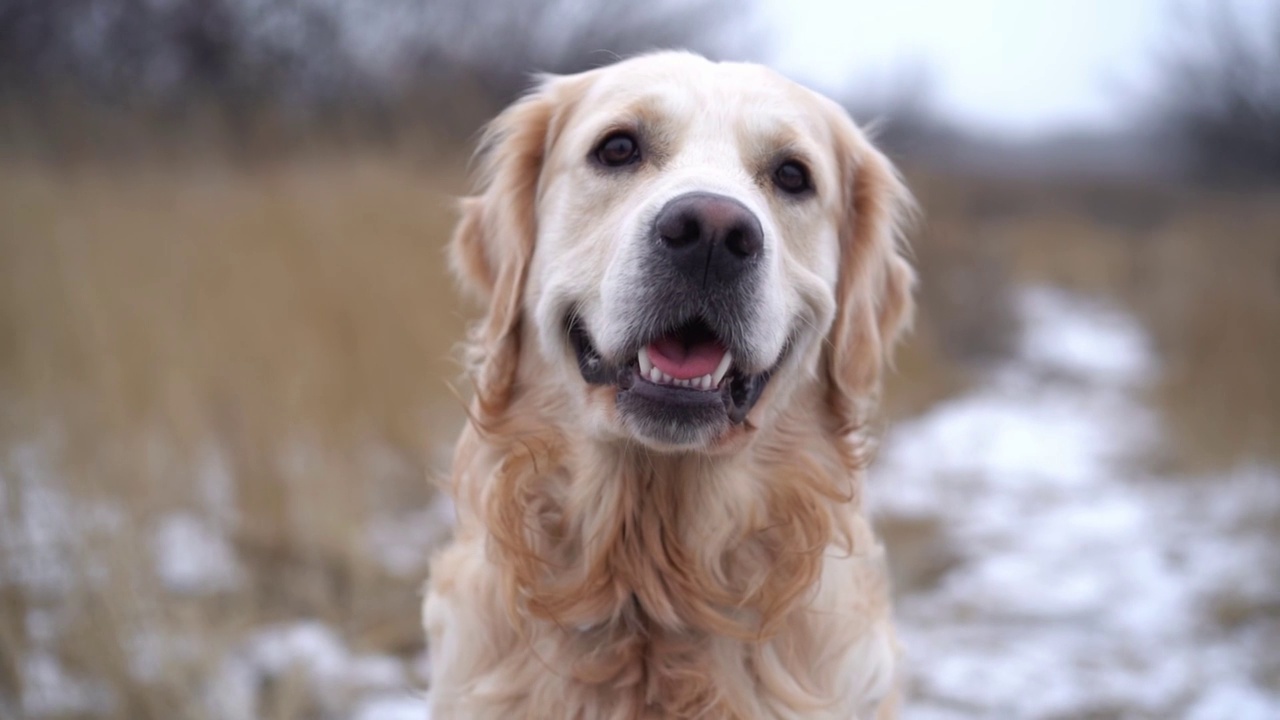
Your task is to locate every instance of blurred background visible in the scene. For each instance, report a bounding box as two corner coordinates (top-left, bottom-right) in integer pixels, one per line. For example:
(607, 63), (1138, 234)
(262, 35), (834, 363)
(1, 0), (1277, 718)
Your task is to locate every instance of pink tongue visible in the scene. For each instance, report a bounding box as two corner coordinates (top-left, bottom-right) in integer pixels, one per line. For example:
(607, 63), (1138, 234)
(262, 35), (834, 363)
(647, 335), (726, 380)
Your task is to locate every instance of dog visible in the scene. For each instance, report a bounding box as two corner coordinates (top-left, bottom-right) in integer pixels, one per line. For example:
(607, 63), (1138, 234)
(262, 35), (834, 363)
(424, 51), (915, 719)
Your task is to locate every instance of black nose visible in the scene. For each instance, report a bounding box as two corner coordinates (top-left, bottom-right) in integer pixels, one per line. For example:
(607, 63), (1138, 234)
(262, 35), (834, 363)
(654, 192), (764, 287)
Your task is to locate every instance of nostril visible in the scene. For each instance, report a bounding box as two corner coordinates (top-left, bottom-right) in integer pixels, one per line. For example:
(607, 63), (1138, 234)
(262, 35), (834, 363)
(660, 213), (702, 248)
(725, 229), (742, 256)
(724, 228), (747, 257)
(724, 224), (763, 258)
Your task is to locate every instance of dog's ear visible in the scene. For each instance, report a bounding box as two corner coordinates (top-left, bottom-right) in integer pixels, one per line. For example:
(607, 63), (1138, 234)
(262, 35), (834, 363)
(451, 79), (567, 409)
(824, 125), (916, 439)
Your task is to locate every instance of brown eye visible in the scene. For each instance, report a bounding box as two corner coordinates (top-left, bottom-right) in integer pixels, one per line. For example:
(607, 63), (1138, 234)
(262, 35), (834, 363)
(594, 132), (640, 167)
(773, 160), (812, 194)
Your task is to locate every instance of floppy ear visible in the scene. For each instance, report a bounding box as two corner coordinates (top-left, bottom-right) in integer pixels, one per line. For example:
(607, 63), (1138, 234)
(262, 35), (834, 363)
(450, 82), (560, 410)
(824, 133), (917, 439)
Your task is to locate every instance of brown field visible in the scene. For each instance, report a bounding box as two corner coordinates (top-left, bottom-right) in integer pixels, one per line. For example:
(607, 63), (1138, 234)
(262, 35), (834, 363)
(1, 150), (1277, 719)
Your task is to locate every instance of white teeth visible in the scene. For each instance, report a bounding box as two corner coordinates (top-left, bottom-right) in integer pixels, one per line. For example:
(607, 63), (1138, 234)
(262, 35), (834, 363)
(638, 347), (653, 376)
(641, 361), (720, 391)
(711, 352), (734, 387)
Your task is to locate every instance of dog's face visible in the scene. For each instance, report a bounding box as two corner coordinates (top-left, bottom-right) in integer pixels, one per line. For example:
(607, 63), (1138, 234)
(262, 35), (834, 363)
(454, 52), (914, 452)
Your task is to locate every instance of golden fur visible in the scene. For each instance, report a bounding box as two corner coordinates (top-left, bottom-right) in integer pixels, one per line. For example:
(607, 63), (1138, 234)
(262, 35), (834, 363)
(425, 52), (915, 719)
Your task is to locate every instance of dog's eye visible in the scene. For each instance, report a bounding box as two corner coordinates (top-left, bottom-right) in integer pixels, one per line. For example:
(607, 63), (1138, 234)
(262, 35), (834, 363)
(773, 161), (812, 194)
(594, 132), (641, 167)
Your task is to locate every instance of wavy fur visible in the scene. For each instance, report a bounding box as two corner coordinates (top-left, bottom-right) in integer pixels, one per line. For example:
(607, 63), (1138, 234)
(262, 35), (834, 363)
(426, 52), (914, 720)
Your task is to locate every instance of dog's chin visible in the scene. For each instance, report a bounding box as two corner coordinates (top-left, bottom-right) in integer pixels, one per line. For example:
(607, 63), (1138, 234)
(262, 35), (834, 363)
(615, 377), (731, 448)
(568, 316), (781, 451)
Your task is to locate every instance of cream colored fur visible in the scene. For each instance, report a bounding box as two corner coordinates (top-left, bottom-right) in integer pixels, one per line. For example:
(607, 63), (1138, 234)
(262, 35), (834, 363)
(425, 51), (915, 719)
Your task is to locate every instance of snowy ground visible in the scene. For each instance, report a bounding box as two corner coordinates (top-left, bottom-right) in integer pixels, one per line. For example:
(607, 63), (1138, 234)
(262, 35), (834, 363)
(872, 287), (1280, 719)
(3, 285), (1277, 719)
(0, 440), (442, 720)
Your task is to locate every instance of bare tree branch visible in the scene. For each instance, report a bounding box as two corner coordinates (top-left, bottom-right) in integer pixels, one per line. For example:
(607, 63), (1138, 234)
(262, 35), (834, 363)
(0, 0), (760, 145)
(1150, 1), (1280, 185)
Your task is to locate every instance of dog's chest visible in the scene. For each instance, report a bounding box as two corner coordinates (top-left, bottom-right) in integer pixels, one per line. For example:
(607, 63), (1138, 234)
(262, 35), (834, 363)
(552, 615), (779, 719)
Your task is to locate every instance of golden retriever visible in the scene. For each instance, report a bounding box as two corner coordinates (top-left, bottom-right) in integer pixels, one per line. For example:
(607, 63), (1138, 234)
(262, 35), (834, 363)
(424, 51), (915, 719)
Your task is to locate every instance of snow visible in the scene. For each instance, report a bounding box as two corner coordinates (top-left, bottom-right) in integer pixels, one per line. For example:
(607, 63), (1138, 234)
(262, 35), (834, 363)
(352, 693), (431, 720)
(208, 620), (426, 720)
(20, 651), (116, 718)
(0, 439), (124, 595)
(366, 491), (456, 578)
(872, 286), (1280, 718)
(1, 440), (129, 718)
(1016, 285), (1154, 382)
(152, 512), (242, 595)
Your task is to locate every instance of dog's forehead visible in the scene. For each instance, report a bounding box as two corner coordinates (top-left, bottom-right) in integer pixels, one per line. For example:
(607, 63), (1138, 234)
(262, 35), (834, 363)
(567, 53), (833, 146)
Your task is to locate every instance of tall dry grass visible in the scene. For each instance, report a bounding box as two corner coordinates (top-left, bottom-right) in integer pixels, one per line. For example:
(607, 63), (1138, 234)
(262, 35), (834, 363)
(905, 170), (1280, 471)
(1, 153), (471, 719)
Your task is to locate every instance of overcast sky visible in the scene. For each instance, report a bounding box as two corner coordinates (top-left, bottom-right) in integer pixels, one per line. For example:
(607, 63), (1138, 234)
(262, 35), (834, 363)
(762, 0), (1271, 137)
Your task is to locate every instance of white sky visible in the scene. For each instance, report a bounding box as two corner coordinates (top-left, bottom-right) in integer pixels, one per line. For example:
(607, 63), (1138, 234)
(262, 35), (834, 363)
(762, 0), (1271, 136)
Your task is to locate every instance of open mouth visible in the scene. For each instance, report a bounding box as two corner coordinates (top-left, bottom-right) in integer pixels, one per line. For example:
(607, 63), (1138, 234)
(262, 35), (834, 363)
(568, 315), (776, 432)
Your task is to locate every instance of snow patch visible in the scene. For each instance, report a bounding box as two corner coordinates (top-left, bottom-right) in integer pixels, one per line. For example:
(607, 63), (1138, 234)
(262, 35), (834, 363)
(152, 512), (242, 595)
(208, 621), (425, 720)
(367, 491), (455, 578)
(1017, 285), (1154, 382)
(353, 693), (431, 720)
(22, 651), (115, 718)
(1, 440), (123, 594)
(872, 286), (1280, 718)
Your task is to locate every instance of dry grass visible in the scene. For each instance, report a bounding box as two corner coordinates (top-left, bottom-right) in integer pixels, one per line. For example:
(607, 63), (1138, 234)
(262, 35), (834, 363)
(1133, 201), (1280, 472)
(0, 153), (471, 719)
(0, 150), (1276, 719)
(903, 170), (1280, 470)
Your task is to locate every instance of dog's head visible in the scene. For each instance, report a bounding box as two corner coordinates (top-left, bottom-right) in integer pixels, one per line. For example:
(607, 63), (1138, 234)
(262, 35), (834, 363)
(453, 52), (914, 452)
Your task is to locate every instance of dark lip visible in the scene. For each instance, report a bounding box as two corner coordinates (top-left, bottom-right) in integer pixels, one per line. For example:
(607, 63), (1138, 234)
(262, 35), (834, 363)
(567, 315), (782, 425)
